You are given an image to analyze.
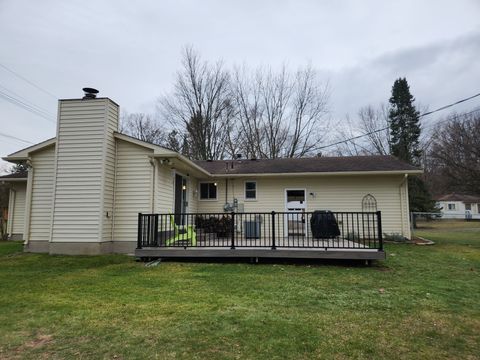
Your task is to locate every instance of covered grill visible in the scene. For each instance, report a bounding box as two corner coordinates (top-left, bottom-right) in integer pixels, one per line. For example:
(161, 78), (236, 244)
(310, 210), (340, 239)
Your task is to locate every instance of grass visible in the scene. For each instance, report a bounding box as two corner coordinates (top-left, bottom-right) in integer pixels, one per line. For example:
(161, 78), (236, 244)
(0, 220), (479, 359)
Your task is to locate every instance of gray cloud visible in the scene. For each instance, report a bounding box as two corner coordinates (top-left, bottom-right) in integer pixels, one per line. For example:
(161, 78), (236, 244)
(329, 31), (480, 122)
(0, 0), (479, 170)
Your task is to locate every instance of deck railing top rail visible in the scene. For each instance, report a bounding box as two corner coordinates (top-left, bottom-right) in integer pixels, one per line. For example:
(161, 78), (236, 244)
(137, 211), (383, 251)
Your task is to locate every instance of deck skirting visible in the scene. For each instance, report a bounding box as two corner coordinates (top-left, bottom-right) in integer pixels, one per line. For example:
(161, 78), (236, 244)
(135, 247), (386, 260)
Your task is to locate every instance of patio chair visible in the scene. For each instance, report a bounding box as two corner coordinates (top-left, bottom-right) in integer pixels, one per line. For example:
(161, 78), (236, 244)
(165, 213), (197, 246)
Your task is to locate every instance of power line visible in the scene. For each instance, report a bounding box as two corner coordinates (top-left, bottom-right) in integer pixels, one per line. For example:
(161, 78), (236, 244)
(0, 62), (58, 99)
(0, 89), (56, 123)
(0, 131), (34, 144)
(318, 92), (480, 151)
(0, 83), (56, 118)
(420, 92), (480, 117)
(421, 107), (480, 150)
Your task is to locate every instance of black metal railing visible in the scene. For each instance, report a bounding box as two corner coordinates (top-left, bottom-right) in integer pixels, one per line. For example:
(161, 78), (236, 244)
(137, 211), (383, 251)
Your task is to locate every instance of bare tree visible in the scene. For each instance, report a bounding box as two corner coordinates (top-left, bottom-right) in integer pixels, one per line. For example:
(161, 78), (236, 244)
(158, 46), (234, 160)
(232, 64), (329, 158)
(286, 66), (329, 157)
(120, 112), (166, 145)
(332, 115), (374, 156)
(231, 66), (265, 158)
(357, 104), (390, 155)
(429, 111), (480, 194)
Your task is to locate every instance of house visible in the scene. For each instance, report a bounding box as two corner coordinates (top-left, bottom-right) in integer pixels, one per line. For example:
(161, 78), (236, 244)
(1, 89), (422, 260)
(435, 194), (480, 219)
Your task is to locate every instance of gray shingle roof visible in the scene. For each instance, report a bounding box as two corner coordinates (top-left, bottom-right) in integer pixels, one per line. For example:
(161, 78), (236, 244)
(195, 155), (421, 175)
(0, 171), (27, 179)
(435, 193), (480, 202)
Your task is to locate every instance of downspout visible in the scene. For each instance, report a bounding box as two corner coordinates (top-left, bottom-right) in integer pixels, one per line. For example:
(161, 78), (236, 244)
(149, 156), (156, 213)
(399, 174), (408, 238)
(225, 178), (228, 204)
(111, 139), (118, 243)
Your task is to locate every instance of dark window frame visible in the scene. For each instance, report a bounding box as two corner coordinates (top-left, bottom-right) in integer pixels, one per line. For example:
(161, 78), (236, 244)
(199, 182), (218, 200)
(245, 181), (257, 200)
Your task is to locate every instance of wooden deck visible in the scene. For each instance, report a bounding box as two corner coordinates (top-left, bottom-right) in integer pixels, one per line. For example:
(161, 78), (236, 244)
(136, 212), (385, 261)
(135, 247), (385, 260)
(135, 237), (385, 260)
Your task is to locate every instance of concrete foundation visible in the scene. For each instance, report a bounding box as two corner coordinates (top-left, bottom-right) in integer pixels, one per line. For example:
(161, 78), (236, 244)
(24, 241), (136, 255)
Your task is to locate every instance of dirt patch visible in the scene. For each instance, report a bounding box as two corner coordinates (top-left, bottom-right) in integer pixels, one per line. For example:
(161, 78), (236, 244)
(23, 334), (53, 349)
(411, 236), (435, 245)
(376, 266), (392, 272)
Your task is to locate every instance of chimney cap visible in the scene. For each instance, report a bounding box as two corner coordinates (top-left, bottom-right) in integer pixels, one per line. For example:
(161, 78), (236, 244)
(82, 87), (99, 99)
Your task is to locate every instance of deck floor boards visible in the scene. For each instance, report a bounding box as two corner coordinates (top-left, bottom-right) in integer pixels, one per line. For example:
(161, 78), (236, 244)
(135, 236), (385, 260)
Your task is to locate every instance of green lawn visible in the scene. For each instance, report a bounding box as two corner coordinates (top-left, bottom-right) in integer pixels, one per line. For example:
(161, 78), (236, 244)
(0, 221), (479, 359)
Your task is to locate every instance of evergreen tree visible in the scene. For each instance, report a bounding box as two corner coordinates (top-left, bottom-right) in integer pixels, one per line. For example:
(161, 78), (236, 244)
(388, 78), (435, 213)
(9, 162), (28, 174)
(389, 78), (421, 165)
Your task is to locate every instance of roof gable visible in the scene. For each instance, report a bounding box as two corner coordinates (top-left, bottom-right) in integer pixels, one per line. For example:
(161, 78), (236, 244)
(113, 132), (177, 155)
(3, 138), (56, 161)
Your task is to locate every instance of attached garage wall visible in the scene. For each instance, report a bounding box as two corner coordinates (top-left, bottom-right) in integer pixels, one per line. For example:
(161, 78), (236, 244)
(7, 182), (27, 238)
(113, 140), (153, 243)
(28, 145), (55, 242)
(196, 174), (411, 238)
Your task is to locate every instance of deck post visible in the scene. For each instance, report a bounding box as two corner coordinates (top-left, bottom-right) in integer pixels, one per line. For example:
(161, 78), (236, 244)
(137, 213), (142, 249)
(154, 214), (159, 247)
(271, 211), (276, 249)
(230, 211), (235, 249)
(376, 211), (383, 250)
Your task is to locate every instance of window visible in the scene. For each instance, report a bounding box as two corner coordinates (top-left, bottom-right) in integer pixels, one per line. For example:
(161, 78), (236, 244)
(448, 203), (456, 210)
(362, 194), (377, 212)
(245, 181), (257, 200)
(199, 182), (217, 200)
(465, 203), (472, 211)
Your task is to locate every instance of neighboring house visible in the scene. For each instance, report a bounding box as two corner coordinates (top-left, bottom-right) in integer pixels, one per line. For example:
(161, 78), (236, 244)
(435, 194), (480, 219)
(1, 171), (27, 240)
(1, 90), (422, 258)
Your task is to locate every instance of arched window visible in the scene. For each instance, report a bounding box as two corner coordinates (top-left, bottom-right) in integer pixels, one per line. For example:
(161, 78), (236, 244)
(362, 194), (377, 212)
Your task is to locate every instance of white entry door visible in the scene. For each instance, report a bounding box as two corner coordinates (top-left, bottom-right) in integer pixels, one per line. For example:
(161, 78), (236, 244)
(285, 189), (306, 236)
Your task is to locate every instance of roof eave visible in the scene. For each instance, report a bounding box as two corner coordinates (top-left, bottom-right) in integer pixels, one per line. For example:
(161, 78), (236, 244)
(208, 169), (423, 178)
(0, 178), (28, 182)
(113, 132), (176, 154)
(153, 153), (212, 177)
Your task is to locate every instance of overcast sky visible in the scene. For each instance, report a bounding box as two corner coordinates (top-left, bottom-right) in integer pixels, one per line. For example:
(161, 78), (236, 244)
(1, 0), (479, 172)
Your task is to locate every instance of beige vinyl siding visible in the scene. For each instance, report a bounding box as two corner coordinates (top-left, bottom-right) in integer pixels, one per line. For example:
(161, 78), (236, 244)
(196, 178), (226, 213)
(8, 183), (27, 235)
(29, 145), (55, 242)
(197, 175), (410, 237)
(113, 139), (154, 242)
(51, 100), (111, 243)
(188, 177), (198, 213)
(153, 166), (198, 214)
(101, 102), (119, 242)
(155, 165), (174, 213)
